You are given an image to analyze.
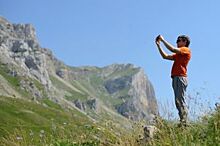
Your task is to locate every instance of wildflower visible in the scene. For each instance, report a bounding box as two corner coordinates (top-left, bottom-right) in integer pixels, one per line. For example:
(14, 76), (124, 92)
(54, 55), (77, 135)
(97, 127), (101, 131)
(39, 130), (45, 138)
(39, 133), (44, 138)
(16, 136), (23, 140)
(29, 131), (34, 136)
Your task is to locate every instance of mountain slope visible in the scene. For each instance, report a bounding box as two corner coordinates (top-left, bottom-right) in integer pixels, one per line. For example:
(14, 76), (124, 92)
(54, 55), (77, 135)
(0, 16), (158, 122)
(0, 95), (133, 145)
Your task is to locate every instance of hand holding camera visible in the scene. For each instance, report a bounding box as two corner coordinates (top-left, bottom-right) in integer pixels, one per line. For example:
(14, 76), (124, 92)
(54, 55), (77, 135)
(155, 35), (161, 45)
(155, 35), (164, 46)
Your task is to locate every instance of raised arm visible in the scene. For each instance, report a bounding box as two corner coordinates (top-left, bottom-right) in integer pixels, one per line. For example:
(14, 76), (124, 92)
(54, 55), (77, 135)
(155, 37), (174, 60)
(159, 35), (181, 54)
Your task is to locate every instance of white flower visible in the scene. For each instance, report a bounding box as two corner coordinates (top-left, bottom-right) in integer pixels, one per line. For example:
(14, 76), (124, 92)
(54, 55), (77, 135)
(29, 131), (34, 136)
(16, 136), (23, 140)
(39, 134), (44, 138)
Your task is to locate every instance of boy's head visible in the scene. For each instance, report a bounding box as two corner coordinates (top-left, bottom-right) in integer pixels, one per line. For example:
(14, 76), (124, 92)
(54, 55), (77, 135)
(176, 35), (190, 47)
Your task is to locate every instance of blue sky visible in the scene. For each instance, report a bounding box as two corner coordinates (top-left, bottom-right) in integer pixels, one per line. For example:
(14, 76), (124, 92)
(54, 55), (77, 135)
(1, 0), (220, 119)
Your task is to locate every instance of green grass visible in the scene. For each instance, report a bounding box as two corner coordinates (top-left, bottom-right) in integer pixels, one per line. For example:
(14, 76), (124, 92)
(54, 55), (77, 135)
(1, 95), (220, 145)
(0, 64), (32, 98)
(49, 75), (88, 101)
(0, 64), (20, 87)
(71, 74), (100, 98)
(0, 96), (133, 145)
(106, 67), (139, 80)
(151, 107), (220, 146)
(42, 98), (62, 109)
(0, 96), (80, 134)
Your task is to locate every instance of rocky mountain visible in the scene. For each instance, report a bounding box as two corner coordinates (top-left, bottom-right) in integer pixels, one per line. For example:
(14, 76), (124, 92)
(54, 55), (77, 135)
(0, 16), (158, 122)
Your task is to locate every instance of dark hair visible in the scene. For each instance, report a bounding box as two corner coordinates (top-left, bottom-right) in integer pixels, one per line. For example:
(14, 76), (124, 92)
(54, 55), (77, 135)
(177, 35), (190, 47)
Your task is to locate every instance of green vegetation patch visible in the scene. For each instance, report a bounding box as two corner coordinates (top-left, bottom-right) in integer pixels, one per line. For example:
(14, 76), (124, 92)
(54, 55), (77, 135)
(50, 75), (87, 101)
(0, 96), (130, 145)
(153, 107), (220, 146)
(0, 64), (20, 87)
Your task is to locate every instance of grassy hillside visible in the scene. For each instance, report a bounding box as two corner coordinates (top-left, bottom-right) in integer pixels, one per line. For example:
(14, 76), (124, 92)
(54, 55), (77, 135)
(0, 96), (138, 146)
(151, 106), (220, 146)
(1, 95), (220, 146)
(0, 96), (94, 143)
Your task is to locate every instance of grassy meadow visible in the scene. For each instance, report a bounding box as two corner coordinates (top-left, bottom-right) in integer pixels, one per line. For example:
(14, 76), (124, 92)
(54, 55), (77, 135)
(0, 95), (220, 146)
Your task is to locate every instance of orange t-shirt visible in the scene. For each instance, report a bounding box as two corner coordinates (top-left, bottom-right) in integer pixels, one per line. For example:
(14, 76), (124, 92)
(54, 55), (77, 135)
(171, 47), (191, 77)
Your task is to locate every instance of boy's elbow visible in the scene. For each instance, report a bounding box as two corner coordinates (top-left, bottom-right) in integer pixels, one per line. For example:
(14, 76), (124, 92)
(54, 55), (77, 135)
(163, 55), (172, 60)
(162, 55), (168, 59)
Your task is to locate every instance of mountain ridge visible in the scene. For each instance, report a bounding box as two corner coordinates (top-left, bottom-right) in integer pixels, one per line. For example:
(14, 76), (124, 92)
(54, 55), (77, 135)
(0, 16), (158, 122)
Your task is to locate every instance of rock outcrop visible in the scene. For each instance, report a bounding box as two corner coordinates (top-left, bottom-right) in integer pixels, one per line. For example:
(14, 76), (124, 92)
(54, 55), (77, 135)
(0, 16), (52, 91)
(104, 67), (157, 120)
